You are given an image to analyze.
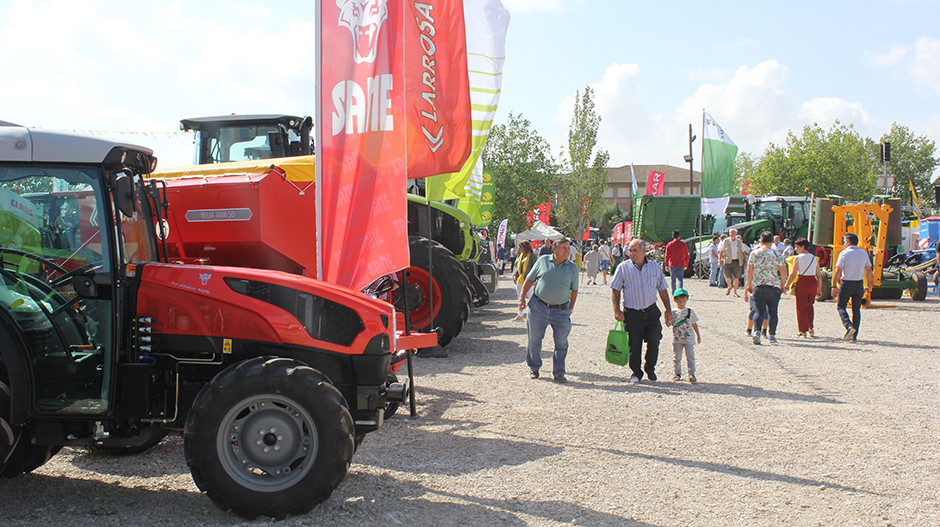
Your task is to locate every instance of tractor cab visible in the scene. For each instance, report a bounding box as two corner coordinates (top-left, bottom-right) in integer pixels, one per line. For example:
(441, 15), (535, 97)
(182, 114), (313, 164)
(0, 124), (160, 417)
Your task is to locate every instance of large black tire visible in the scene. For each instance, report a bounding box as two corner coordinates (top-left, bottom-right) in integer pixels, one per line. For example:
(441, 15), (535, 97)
(818, 273), (832, 301)
(89, 428), (170, 456)
(401, 237), (471, 347)
(0, 352), (15, 474)
(0, 344), (59, 478)
(184, 358), (355, 520)
(1, 444), (61, 477)
(909, 271), (928, 301)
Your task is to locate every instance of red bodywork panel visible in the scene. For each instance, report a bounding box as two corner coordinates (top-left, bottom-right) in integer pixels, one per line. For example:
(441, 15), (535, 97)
(151, 167), (437, 352)
(136, 263), (392, 355)
(159, 172), (317, 276)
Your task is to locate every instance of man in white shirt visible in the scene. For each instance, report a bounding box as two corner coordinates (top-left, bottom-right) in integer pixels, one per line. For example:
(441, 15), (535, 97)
(707, 235), (721, 287)
(773, 235), (786, 253)
(719, 229), (747, 297)
(831, 232), (873, 342)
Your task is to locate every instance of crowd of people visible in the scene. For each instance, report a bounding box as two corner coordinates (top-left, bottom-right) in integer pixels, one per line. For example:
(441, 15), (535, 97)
(510, 229), (874, 384)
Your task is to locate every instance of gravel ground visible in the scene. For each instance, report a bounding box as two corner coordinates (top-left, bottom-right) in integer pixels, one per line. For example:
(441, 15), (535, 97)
(2, 272), (939, 527)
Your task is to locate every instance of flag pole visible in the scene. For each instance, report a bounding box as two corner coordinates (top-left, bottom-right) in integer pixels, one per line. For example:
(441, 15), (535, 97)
(314, 0), (323, 281)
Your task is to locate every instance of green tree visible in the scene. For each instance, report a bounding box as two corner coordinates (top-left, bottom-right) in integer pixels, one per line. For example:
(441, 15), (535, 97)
(590, 201), (624, 239)
(555, 86), (610, 239)
(750, 121), (875, 200)
(482, 112), (558, 233)
(874, 123), (938, 206)
(734, 151), (758, 194)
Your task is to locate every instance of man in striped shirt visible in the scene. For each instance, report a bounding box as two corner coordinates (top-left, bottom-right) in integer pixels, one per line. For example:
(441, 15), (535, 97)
(611, 239), (673, 384)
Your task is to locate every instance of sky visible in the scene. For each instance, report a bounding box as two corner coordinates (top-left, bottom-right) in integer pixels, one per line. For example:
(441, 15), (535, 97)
(2, 0), (939, 179)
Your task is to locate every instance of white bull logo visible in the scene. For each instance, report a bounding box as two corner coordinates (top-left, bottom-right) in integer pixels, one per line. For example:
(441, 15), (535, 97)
(337, 0), (389, 64)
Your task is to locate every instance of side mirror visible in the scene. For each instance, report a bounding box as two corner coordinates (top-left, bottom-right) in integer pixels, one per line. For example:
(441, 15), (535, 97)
(73, 275), (98, 298)
(113, 173), (136, 217)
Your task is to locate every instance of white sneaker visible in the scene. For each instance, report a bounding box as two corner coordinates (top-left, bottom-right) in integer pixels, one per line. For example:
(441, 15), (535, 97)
(629, 376), (640, 384)
(843, 326), (857, 341)
(752, 334), (761, 345)
(512, 315), (524, 321)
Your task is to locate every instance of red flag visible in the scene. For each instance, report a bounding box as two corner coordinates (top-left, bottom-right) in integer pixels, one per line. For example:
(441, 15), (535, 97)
(582, 222), (591, 241)
(646, 170), (665, 196)
(527, 201), (551, 228)
(405, 1), (472, 177)
(317, 0), (409, 289)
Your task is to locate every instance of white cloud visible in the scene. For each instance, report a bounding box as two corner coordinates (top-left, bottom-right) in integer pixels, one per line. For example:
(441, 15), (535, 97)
(501, 0), (565, 13)
(798, 97), (873, 129)
(864, 44), (910, 69)
(232, 3), (272, 17)
(675, 60), (798, 156)
(908, 37), (940, 96)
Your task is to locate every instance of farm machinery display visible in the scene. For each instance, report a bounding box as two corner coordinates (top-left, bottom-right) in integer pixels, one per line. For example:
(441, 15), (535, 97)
(0, 123), (431, 519)
(178, 114), (496, 347)
(812, 197), (928, 302)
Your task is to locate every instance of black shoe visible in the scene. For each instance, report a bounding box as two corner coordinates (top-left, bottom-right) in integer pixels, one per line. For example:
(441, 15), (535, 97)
(554, 374), (568, 383)
(647, 372), (657, 382)
(746, 328), (752, 336)
(762, 329), (768, 338)
(529, 370), (539, 379)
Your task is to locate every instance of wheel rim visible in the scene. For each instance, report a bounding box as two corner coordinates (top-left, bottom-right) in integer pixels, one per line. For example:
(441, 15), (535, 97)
(216, 394), (317, 492)
(404, 266), (442, 328)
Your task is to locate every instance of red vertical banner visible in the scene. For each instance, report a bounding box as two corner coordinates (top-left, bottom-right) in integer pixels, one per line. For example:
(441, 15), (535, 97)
(646, 170), (666, 196)
(405, 1), (472, 177)
(527, 201), (551, 227)
(317, 0), (409, 290)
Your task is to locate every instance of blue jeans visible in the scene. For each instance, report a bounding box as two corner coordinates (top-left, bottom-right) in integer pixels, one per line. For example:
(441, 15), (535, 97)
(750, 285), (781, 336)
(837, 280), (864, 336)
(526, 297), (572, 376)
(709, 261), (721, 286)
(669, 267), (685, 291)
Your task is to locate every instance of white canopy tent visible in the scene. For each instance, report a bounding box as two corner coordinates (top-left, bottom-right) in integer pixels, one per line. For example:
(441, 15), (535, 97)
(513, 221), (566, 241)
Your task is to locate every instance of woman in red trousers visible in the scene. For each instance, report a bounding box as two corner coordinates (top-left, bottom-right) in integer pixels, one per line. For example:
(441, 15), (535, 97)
(785, 238), (823, 337)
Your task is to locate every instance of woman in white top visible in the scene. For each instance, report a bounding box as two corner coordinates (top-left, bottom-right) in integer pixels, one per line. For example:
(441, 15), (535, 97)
(784, 238), (824, 337)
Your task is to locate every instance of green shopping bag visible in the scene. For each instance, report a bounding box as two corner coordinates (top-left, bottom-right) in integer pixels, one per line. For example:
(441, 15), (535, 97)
(606, 321), (630, 366)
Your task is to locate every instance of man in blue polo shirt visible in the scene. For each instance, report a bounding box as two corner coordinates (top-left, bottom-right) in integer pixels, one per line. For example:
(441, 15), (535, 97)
(611, 239), (673, 384)
(519, 238), (579, 383)
(831, 232), (873, 342)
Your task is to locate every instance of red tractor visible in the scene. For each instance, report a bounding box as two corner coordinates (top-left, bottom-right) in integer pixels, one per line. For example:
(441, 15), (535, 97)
(0, 123), (432, 519)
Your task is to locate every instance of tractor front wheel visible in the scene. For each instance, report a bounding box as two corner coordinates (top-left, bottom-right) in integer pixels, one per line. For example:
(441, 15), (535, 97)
(401, 237), (471, 347)
(184, 358), (355, 520)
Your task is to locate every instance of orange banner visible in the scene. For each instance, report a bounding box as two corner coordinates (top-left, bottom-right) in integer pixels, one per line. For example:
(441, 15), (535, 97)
(405, 1), (472, 177)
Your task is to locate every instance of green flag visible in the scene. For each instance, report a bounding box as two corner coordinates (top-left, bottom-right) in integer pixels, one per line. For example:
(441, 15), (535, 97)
(701, 111), (738, 215)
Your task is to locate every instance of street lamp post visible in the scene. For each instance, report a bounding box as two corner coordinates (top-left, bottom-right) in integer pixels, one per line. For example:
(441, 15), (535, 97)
(683, 124), (697, 236)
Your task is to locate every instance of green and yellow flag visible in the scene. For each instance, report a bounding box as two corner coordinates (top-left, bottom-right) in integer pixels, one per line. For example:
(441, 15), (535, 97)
(426, 0), (510, 201)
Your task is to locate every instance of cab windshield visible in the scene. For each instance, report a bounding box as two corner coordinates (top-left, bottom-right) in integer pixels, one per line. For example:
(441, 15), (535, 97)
(0, 164), (115, 413)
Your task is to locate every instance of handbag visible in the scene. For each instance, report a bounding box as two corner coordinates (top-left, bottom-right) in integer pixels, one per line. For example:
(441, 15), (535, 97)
(789, 256), (812, 294)
(606, 321), (630, 366)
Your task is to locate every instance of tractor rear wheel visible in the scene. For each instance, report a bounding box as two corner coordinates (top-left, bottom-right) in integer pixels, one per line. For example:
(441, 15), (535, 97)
(184, 358), (355, 520)
(0, 345), (60, 478)
(401, 237), (471, 347)
(909, 271), (928, 301)
(818, 273), (832, 301)
(0, 352), (15, 475)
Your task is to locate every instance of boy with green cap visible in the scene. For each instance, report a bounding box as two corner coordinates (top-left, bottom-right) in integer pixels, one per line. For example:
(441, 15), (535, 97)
(670, 288), (700, 383)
